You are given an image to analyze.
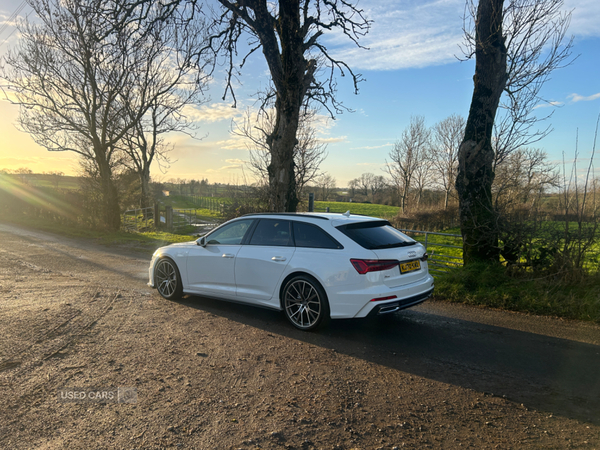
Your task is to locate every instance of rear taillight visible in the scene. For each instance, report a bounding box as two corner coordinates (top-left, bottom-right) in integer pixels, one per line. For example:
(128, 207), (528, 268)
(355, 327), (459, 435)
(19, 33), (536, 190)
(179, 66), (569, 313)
(350, 259), (399, 274)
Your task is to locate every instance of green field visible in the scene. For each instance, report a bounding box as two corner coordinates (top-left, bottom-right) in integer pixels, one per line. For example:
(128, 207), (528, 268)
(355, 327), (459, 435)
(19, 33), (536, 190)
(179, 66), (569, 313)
(6, 173), (82, 190)
(162, 196), (404, 221)
(162, 195), (232, 220)
(399, 228), (464, 273)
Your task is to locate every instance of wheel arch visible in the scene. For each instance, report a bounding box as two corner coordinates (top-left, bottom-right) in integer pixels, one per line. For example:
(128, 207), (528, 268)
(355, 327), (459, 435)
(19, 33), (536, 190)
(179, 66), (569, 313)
(154, 254), (179, 275)
(278, 271), (328, 310)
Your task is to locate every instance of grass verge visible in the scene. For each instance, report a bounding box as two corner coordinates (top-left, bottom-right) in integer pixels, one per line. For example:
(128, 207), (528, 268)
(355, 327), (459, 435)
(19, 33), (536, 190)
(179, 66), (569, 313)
(434, 262), (600, 323)
(1, 215), (196, 254)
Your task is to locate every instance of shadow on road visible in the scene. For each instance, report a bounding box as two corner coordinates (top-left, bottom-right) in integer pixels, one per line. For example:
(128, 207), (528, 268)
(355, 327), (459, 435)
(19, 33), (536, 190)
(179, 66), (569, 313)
(175, 294), (600, 426)
(5, 223), (598, 426)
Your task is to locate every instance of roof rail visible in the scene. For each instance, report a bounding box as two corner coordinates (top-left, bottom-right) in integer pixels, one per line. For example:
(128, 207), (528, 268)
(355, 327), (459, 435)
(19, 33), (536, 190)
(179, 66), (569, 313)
(240, 212), (330, 220)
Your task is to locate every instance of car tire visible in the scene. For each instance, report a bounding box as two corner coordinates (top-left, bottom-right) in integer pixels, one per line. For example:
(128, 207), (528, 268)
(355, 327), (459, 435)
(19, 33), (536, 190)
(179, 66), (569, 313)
(282, 275), (330, 331)
(155, 258), (183, 300)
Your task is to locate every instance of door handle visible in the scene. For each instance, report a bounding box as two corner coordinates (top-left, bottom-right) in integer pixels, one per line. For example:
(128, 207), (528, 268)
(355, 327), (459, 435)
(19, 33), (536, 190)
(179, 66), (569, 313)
(271, 256), (287, 262)
(222, 253), (235, 258)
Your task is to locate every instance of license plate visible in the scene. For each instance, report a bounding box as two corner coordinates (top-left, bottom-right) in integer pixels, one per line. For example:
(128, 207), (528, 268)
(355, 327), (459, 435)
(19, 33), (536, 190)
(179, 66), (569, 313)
(399, 260), (420, 273)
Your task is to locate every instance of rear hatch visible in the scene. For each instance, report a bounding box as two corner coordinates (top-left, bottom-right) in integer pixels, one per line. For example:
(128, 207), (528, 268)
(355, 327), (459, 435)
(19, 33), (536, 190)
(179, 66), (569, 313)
(370, 245), (427, 288)
(336, 219), (427, 288)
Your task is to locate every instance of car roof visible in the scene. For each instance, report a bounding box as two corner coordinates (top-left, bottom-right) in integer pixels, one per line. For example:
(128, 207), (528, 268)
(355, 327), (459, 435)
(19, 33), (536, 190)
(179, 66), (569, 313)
(239, 212), (386, 226)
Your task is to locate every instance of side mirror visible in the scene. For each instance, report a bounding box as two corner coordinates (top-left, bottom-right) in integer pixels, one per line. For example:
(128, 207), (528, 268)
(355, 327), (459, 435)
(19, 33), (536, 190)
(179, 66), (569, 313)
(197, 236), (206, 247)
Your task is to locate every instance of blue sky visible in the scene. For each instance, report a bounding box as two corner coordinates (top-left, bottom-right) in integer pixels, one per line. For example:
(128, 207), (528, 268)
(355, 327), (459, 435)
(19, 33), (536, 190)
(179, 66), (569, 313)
(0, 0), (599, 186)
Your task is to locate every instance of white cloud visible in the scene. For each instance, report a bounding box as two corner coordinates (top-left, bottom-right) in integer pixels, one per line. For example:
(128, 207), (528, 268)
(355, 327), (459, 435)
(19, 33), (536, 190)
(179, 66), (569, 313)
(0, 156), (37, 166)
(567, 92), (600, 102)
(225, 158), (246, 165)
(214, 135), (249, 151)
(182, 103), (243, 123)
(311, 112), (334, 132)
(206, 164), (243, 173)
(219, 164), (242, 170)
(326, 0), (600, 71)
(318, 136), (347, 144)
(350, 143), (393, 150)
(533, 101), (564, 109)
(327, 0), (465, 71)
(566, 0), (600, 37)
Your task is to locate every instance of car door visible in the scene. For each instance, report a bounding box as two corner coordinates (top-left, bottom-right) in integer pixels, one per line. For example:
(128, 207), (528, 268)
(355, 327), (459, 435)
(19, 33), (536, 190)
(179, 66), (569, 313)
(235, 219), (295, 307)
(186, 219), (254, 298)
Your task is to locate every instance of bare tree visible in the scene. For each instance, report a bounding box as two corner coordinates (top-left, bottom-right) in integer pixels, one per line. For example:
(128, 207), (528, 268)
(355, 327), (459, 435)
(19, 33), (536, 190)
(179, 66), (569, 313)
(456, 0), (573, 263)
(1, 0), (126, 229)
(1, 0), (204, 229)
(493, 95), (552, 170)
(493, 147), (558, 211)
(202, 0), (370, 212)
(412, 146), (433, 208)
(347, 178), (358, 197)
(386, 116), (430, 212)
(357, 174), (371, 198)
(120, 11), (208, 209)
(369, 174), (388, 203)
(430, 114), (466, 209)
(347, 173), (389, 203)
(14, 167), (33, 184)
(238, 108), (327, 201)
(315, 172), (337, 201)
(493, 0), (573, 168)
(43, 170), (65, 189)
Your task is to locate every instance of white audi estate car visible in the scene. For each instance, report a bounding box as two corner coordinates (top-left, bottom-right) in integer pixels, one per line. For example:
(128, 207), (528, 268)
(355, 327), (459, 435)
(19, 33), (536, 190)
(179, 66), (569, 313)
(148, 212), (434, 331)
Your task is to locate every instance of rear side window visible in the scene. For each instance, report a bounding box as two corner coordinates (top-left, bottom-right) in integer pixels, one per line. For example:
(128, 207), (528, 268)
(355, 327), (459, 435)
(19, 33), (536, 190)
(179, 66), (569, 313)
(336, 220), (416, 250)
(293, 222), (343, 249)
(248, 219), (293, 247)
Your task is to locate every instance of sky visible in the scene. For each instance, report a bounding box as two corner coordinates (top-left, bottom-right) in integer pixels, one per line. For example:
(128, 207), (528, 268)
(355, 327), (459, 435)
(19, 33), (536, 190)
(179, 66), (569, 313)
(0, 0), (599, 187)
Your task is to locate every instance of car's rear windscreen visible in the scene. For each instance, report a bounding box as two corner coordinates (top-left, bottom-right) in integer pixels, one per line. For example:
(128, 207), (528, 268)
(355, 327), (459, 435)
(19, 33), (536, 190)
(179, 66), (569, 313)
(336, 220), (416, 250)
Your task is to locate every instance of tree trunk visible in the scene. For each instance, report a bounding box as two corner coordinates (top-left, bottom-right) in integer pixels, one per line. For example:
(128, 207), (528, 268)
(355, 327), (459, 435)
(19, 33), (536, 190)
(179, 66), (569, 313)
(267, 97), (300, 212)
(96, 151), (121, 231)
(401, 183), (409, 213)
(400, 191), (405, 213)
(456, 0), (507, 264)
(140, 164), (151, 210)
(261, 0), (309, 212)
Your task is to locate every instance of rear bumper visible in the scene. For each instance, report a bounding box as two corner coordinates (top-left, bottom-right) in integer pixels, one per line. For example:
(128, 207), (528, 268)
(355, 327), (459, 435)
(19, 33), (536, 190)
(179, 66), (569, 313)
(366, 288), (433, 317)
(331, 273), (434, 318)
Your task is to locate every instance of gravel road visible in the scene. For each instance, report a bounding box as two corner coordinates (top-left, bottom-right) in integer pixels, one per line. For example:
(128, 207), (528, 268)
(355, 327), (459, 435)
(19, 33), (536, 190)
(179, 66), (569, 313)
(1, 222), (599, 449)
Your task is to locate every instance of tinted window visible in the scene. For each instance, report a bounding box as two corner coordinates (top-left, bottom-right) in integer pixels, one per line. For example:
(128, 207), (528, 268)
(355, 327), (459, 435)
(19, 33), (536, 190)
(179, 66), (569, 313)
(336, 220), (416, 250)
(293, 222), (342, 249)
(248, 219), (292, 247)
(205, 219), (253, 245)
